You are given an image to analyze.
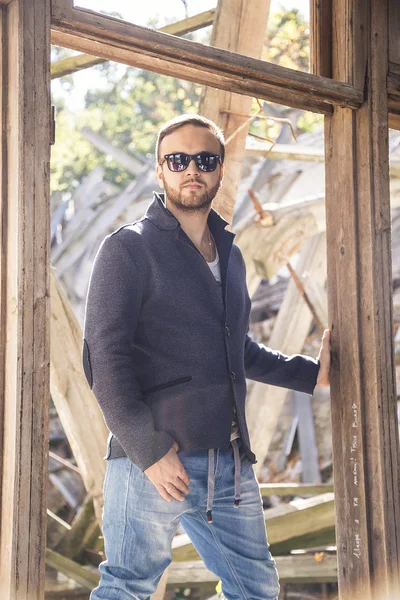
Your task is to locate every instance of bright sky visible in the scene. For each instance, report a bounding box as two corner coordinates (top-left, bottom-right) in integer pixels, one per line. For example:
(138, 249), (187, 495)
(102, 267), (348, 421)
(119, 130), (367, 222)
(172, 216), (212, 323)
(74, 0), (310, 25)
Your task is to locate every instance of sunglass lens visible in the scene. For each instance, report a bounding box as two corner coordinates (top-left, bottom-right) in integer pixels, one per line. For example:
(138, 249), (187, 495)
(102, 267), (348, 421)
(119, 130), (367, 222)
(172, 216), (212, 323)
(197, 153), (218, 172)
(167, 153), (189, 172)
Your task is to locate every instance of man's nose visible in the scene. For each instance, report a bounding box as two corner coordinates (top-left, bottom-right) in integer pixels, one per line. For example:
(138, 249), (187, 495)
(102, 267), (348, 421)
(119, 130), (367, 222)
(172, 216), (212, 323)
(185, 157), (201, 175)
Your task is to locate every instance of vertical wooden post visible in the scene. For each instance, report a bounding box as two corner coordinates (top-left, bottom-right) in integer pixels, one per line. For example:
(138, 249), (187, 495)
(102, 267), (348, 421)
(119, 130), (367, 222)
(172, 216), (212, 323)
(199, 0), (271, 224)
(0, 0), (51, 598)
(389, 0), (400, 65)
(326, 0), (400, 597)
(310, 0), (332, 78)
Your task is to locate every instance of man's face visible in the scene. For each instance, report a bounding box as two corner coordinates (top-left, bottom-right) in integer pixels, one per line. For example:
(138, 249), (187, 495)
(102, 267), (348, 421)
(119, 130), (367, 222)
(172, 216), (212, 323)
(156, 124), (224, 214)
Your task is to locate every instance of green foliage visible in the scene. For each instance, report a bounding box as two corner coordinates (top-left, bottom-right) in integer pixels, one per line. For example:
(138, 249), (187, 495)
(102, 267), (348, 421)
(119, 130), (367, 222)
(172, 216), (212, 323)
(247, 8), (322, 141)
(264, 8), (310, 72)
(51, 63), (202, 193)
(50, 7), (321, 197)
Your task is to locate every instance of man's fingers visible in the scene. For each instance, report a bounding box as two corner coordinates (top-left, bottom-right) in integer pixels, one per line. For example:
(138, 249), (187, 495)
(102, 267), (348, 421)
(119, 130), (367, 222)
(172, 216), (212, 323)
(164, 483), (185, 502)
(156, 485), (172, 502)
(173, 476), (190, 495)
(179, 470), (190, 487)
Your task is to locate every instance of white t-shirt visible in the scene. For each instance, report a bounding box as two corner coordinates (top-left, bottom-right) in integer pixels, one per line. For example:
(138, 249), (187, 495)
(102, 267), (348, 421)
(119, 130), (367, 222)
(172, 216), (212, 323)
(206, 244), (240, 442)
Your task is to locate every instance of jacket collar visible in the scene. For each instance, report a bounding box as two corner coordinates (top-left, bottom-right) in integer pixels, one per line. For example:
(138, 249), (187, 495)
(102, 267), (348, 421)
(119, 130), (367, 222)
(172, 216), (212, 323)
(146, 192), (230, 235)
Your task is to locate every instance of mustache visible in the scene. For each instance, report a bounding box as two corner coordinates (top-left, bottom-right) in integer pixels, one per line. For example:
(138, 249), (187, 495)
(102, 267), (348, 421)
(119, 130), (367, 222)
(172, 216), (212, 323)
(182, 179), (205, 187)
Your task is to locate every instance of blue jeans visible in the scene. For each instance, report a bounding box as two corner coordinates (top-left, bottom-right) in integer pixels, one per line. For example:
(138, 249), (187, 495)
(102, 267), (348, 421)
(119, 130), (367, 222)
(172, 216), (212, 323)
(90, 445), (280, 600)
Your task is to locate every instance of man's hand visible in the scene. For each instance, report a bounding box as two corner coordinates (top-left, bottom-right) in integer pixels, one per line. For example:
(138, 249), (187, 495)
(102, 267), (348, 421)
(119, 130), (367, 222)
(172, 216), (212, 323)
(316, 329), (331, 387)
(144, 442), (190, 502)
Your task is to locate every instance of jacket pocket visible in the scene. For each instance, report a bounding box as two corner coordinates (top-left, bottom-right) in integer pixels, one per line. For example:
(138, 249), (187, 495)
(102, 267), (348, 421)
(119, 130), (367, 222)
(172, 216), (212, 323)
(142, 376), (192, 395)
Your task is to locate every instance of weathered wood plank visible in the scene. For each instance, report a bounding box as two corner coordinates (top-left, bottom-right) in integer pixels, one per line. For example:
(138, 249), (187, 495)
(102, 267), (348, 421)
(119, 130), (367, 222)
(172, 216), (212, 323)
(56, 496), (99, 560)
(332, 0), (368, 90)
(45, 551), (339, 590)
(199, 0), (271, 224)
(295, 391), (321, 484)
(51, 9), (216, 79)
(50, 4), (363, 115)
(0, 0), (51, 598)
(50, 269), (108, 522)
(243, 233), (327, 477)
(46, 548), (99, 590)
(260, 483), (334, 496)
(81, 127), (146, 175)
(172, 493), (335, 562)
(310, 0), (332, 77)
(326, 0), (400, 597)
(389, 0), (400, 65)
(167, 555), (338, 587)
(0, 8), (6, 532)
(245, 142), (325, 162)
(51, 0), (72, 18)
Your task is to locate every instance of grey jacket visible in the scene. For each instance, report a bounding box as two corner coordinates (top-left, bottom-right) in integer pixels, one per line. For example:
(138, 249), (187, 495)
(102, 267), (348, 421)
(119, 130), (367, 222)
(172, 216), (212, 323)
(82, 193), (320, 471)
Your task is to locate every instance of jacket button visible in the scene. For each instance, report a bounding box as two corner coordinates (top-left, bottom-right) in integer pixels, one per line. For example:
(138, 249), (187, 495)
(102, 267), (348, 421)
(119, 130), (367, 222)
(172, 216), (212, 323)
(225, 326), (231, 337)
(231, 371), (236, 380)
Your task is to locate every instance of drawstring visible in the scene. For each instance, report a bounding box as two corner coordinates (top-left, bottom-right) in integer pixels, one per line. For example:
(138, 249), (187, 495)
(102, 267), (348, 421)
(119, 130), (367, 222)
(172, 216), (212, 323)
(206, 449), (215, 523)
(231, 438), (241, 508)
(206, 441), (242, 524)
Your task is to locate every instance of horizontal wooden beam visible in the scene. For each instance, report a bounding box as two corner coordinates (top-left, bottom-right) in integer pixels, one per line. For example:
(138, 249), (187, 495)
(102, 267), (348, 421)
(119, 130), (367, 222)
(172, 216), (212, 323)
(260, 483), (334, 496)
(152, 8), (215, 37)
(172, 493), (335, 561)
(246, 142), (325, 162)
(46, 549), (338, 591)
(50, 4), (363, 115)
(166, 555), (338, 587)
(51, 9), (216, 79)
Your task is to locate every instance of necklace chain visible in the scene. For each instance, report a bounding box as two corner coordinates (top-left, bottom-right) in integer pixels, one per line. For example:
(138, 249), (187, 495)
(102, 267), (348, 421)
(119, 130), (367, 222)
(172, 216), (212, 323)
(195, 227), (215, 260)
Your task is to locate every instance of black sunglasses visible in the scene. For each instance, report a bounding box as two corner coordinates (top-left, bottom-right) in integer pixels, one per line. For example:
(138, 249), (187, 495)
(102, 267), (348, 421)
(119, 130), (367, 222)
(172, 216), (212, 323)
(161, 152), (221, 173)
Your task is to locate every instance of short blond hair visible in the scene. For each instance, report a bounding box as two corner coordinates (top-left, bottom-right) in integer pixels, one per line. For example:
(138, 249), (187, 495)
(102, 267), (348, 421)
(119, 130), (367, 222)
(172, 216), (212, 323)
(155, 114), (225, 164)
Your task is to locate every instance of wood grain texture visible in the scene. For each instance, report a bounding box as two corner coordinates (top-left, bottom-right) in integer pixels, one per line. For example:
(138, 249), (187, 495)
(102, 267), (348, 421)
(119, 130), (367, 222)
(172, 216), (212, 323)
(0, 7), (6, 531)
(310, 0), (332, 77)
(50, 269), (108, 523)
(166, 555), (339, 586)
(172, 493), (335, 562)
(51, 9), (216, 79)
(50, 4), (363, 115)
(389, 0), (400, 65)
(199, 0), (271, 223)
(45, 551), (339, 590)
(0, 0), (51, 597)
(326, 0), (400, 597)
(244, 232), (327, 477)
(332, 0), (368, 89)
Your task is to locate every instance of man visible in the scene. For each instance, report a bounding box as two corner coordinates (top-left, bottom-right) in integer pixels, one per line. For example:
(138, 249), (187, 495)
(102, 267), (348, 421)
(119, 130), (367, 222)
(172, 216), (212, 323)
(83, 114), (331, 600)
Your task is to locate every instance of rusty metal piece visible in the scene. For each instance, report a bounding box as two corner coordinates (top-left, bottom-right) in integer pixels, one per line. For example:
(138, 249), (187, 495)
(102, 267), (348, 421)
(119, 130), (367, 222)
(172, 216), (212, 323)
(248, 188), (274, 226)
(285, 261), (325, 334)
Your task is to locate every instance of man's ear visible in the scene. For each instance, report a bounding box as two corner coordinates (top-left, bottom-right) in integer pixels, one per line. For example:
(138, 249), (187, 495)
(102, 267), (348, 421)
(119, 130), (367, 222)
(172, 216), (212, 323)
(219, 164), (224, 183)
(156, 164), (165, 189)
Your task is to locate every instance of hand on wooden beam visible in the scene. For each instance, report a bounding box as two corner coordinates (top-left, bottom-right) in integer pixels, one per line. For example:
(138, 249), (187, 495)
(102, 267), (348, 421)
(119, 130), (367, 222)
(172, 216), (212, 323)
(316, 329), (331, 387)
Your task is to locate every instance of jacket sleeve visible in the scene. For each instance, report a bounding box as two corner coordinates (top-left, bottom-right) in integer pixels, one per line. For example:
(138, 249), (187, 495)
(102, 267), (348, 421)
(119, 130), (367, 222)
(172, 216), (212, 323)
(82, 233), (176, 471)
(244, 333), (320, 395)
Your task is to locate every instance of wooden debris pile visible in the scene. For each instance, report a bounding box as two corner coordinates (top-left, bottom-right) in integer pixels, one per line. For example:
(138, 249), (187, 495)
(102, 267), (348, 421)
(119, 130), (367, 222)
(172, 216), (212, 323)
(46, 124), (400, 599)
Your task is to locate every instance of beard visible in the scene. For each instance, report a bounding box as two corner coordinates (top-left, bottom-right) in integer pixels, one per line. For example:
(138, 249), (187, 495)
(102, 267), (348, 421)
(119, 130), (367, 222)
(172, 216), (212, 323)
(163, 179), (221, 214)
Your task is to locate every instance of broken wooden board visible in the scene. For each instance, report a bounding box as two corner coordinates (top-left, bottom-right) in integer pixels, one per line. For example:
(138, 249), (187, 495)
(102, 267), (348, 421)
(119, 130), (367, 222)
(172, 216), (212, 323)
(50, 269), (108, 522)
(244, 232), (327, 477)
(172, 493), (335, 561)
(199, 0), (271, 224)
